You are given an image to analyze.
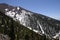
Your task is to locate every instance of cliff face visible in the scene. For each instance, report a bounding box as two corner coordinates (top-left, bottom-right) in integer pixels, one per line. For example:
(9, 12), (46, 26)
(0, 3), (60, 40)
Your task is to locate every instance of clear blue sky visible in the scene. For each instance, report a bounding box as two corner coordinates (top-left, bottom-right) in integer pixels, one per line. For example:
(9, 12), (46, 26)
(0, 0), (60, 20)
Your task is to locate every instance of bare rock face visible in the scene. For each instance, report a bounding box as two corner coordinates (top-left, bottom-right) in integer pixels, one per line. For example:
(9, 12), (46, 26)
(0, 3), (60, 40)
(0, 34), (10, 40)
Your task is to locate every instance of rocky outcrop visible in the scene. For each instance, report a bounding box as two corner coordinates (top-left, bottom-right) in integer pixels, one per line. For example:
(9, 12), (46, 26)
(0, 34), (10, 40)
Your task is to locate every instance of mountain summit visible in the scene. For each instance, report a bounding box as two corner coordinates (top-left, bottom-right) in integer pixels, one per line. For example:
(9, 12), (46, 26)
(0, 3), (60, 40)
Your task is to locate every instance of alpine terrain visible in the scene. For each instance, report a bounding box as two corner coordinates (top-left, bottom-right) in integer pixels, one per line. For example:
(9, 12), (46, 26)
(0, 3), (60, 40)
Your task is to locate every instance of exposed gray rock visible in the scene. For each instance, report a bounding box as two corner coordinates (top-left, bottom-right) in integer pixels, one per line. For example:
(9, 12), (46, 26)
(0, 34), (10, 40)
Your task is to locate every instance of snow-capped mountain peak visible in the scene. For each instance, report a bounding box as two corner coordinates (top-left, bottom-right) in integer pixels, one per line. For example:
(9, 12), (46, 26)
(0, 3), (60, 39)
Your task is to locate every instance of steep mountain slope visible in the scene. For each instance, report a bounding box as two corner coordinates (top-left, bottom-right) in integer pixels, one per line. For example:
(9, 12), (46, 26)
(0, 11), (50, 40)
(0, 3), (60, 40)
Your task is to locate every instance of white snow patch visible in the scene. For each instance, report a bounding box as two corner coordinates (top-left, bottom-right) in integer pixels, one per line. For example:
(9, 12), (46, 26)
(17, 7), (20, 10)
(5, 11), (16, 18)
(22, 10), (26, 14)
(25, 26), (39, 33)
(33, 29), (39, 33)
(5, 8), (8, 11)
(12, 9), (15, 11)
(53, 32), (60, 39)
(15, 14), (20, 19)
(27, 27), (32, 30)
(37, 21), (45, 34)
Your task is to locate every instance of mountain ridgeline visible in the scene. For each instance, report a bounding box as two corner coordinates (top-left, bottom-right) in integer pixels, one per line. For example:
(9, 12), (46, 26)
(0, 3), (60, 40)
